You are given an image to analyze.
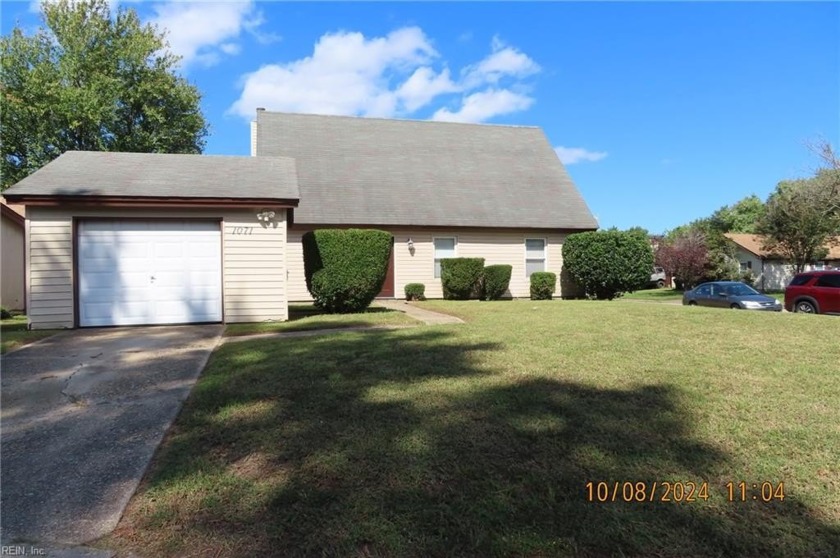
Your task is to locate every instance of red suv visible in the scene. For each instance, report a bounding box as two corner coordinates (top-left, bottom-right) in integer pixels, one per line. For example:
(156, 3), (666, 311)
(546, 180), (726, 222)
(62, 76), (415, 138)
(784, 270), (840, 315)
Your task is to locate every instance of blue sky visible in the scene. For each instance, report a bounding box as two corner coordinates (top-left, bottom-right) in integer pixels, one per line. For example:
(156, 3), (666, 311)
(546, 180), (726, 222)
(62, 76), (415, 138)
(3, 1), (838, 233)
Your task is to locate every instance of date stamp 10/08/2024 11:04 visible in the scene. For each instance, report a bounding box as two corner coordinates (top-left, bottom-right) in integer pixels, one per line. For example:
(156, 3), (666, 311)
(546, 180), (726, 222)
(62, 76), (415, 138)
(585, 481), (786, 504)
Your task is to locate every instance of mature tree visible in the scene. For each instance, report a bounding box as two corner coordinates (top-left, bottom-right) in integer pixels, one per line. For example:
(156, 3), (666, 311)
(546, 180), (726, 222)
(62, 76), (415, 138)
(1, 0), (207, 189)
(656, 230), (709, 290)
(563, 229), (654, 300)
(754, 140), (840, 273)
(708, 195), (765, 235)
(757, 170), (840, 273)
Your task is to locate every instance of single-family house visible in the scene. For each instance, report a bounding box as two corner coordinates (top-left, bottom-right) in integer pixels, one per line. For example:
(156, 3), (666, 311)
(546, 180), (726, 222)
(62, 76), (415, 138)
(1, 197), (26, 311)
(4, 111), (596, 330)
(724, 233), (840, 291)
(252, 111), (597, 301)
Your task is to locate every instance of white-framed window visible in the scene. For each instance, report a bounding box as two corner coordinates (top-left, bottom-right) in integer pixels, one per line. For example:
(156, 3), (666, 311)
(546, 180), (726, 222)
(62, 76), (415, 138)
(740, 261), (752, 272)
(434, 237), (457, 278)
(525, 238), (547, 277)
(812, 261), (826, 271)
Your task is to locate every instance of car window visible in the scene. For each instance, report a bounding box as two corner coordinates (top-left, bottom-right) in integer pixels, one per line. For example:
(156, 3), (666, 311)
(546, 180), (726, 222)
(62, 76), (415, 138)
(727, 283), (759, 296)
(789, 274), (813, 286)
(815, 274), (840, 288)
(695, 285), (711, 296)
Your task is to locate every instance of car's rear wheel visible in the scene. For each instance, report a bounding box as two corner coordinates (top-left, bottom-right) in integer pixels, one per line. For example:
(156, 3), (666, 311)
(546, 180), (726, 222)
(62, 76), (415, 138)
(730, 303), (741, 309)
(795, 300), (817, 314)
(656, 279), (665, 288)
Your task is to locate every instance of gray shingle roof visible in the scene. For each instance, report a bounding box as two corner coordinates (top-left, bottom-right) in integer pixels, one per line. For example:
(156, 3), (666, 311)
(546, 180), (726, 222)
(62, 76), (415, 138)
(4, 151), (299, 201)
(256, 111), (597, 229)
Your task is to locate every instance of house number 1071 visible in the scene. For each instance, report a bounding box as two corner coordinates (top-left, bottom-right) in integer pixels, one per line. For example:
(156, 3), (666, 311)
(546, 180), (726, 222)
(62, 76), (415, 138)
(232, 227), (253, 235)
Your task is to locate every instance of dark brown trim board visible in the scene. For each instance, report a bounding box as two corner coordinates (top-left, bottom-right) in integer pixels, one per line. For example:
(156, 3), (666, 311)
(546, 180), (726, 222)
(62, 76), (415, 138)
(289, 223), (596, 235)
(5, 195), (299, 209)
(1, 203), (25, 228)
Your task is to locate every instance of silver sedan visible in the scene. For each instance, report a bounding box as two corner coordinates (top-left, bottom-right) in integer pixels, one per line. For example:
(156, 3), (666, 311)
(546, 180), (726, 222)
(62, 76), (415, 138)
(682, 281), (782, 311)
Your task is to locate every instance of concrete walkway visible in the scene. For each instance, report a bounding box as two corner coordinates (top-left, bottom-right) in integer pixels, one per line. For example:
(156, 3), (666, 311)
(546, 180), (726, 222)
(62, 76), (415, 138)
(221, 324), (416, 344)
(222, 302), (463, 345)
(373, 300), (465, 324)
(1, 325), (223, 548)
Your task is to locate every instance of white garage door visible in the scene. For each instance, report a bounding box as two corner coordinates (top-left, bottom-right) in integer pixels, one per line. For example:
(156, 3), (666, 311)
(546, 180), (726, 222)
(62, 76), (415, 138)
(78, 220), (223, 327)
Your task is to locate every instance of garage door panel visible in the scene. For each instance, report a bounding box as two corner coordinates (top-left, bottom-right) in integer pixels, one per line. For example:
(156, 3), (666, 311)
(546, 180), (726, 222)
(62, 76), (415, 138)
(79, 243), (149, 263)
(82, 286), (152, 303)
(153, 242), (184, 258)
(80, 271), (118, 288)
(78, 220), (222, 327)
(83, 301), (150, 321)
(155, 300), (220, 322)
(154, 285), (220, 302)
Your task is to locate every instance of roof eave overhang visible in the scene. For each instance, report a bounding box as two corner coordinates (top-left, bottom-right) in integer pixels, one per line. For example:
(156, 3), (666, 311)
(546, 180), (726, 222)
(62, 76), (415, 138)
(1, 203), (25, 227)
(290, 221), (598, 232)
(2, 195), (300, 209)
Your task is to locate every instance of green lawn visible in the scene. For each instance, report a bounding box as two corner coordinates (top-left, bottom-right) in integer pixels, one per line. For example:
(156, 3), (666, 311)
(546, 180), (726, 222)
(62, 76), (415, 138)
(622, 288), (684, 302)
(106, 300), (840, 557)
(224, 304), (418, 336)
(0, 315), (57, 354)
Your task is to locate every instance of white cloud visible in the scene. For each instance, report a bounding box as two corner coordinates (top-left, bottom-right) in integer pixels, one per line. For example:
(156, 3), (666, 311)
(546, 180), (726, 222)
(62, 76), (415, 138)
(219, 43), (241, 56)
(230, 27), (440, 118)
(151, 1), (269, 68)
(396, 67), (459, 112)
(230, 30), (541, 124)
(432, 89), (534, 123)
(462, 36), (540, 88)
(554, 146), (608, 165)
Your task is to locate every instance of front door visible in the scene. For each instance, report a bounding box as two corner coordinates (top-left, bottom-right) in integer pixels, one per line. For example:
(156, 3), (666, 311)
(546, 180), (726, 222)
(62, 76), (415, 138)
(376, 240), (395, 298)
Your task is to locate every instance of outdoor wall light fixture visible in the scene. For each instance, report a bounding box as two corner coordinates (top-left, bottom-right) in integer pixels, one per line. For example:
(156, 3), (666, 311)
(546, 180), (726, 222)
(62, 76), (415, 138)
(257, 209), (276, 222)
(407, 238), (414, 250)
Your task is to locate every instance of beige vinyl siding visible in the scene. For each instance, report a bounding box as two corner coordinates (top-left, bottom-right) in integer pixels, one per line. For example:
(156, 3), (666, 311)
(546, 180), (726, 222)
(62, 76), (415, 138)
(26, 207), (288, 329)
(286, 227), (572, 301)
(222, 214), (288, 323)
(2, 215), (26, 310)
(287, 229), (313, 302)
(26, 214), (73, 326)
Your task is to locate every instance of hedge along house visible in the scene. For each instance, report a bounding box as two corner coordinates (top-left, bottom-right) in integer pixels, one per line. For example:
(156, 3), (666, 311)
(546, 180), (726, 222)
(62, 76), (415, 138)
(3, 152), (299, 329)
(253, 111), (598, 301)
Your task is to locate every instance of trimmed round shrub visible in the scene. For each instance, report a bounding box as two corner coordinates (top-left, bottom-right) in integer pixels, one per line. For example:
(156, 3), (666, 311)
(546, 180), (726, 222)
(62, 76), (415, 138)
(405, 283), (426, 301)
(530, 272), (556, 300)
(563, 230), (654, 300)
(0, 306), (12, 320)
(440, 257), (485, 300)
(302, 229), (392, 313)
(482, 264), (512, 300)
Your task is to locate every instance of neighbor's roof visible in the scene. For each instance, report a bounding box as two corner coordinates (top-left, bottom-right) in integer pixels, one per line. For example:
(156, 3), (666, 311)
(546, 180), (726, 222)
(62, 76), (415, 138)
(4, 151), (300, 203)
(725, 233), (840, 260)
(256, 111), (598, 229)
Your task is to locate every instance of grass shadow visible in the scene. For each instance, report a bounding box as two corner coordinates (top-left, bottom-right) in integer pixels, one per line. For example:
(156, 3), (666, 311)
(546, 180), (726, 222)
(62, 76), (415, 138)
(110, 326), (840, 557)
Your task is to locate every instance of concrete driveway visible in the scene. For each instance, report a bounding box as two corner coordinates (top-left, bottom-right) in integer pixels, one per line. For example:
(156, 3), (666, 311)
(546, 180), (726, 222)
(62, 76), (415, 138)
(1, 325), (223, 547)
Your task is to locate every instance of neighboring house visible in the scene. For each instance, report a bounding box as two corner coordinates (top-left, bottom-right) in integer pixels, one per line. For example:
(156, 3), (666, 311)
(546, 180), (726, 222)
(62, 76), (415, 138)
(724, 233), (840, 291)
(5, 111), (596, 330)
(253, 111), (597, 301)
(1, 197), (26, 311)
